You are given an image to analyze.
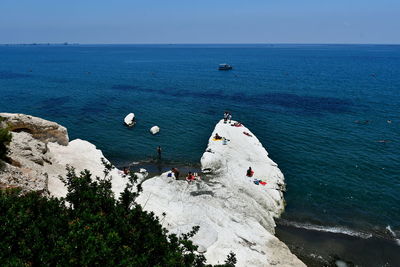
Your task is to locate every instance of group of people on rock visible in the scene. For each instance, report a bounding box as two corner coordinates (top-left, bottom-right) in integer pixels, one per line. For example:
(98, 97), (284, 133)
(223, 111), (232, 123)
(168, 168), (200, 183)
(223, 112), (244, 128)
(213, 133), (230, 145)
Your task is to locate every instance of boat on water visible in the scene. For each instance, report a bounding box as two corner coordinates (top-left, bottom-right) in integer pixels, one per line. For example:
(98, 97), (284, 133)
(218, 63), (233, 70)
(124, 113), (136, 127)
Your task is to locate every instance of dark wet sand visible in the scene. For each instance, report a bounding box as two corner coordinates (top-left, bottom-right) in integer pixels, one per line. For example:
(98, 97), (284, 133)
(275, 222), (400, 267)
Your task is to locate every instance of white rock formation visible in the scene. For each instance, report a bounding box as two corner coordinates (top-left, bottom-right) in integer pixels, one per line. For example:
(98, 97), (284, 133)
(150, 126), (160, 135)
(45, 139), (127, 198)
(136, 120), (304, 267)
(0, 113), (303, 266)
(0, 131), (50, 193)
(0, 113), (128, 196)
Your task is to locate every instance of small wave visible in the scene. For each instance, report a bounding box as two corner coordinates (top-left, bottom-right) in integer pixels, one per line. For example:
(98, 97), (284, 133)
(386, 225), (400, 246)
(279, 220), (373, 239)
(385, 225), (396, 237)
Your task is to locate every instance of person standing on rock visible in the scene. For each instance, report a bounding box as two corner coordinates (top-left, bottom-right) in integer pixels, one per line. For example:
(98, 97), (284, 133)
(157, 146), (162, 159)
(223, 111), (228, 123)
(228, 113), (232, 123)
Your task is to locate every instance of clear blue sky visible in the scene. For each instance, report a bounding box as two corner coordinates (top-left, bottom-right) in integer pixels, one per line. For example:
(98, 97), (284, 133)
(1, 0), (399, 44)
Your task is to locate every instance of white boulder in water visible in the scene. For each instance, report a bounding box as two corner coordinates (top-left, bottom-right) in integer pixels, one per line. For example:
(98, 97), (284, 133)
(150, 126), (160, 135)
(124, 113), (135, 127)
(136, 120), (305, 266)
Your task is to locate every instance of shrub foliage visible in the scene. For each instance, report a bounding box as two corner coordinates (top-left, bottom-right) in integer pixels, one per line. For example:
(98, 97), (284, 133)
(0, 163), (236, 266)
(0, 126), (12, 161)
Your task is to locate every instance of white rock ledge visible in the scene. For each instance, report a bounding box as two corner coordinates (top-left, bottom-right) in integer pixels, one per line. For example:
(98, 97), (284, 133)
(136, 120), (304, 267)
(46, 139), (127, 198)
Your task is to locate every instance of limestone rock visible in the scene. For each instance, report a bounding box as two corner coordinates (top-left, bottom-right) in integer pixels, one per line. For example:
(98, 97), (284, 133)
(150, 126), (160, 135)
(0, 163), (48, 194)
(0, 113), (127, 197)
(0, 113), (69, 146)
(0, 132), (51, 194)
(136, 120), (305, 266)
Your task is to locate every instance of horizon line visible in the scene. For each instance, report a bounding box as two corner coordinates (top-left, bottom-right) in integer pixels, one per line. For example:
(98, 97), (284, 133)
(1, 42), (400, 46)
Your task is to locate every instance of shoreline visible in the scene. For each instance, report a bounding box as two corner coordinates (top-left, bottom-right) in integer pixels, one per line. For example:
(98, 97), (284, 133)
(275, 220), (400, 266)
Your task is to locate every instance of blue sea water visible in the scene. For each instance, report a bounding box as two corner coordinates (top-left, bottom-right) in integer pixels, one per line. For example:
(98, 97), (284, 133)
(0, 44), (399, 239)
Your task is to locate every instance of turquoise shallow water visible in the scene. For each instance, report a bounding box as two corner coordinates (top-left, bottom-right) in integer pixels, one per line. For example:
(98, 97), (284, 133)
(0, 44), (399, 240)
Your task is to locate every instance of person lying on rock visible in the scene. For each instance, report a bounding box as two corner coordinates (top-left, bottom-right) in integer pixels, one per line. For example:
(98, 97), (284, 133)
(243, 131), (252, 137)
(246, 167), (254, 177)
(214, 133), (222, 140)
(186, 172), (195, 182)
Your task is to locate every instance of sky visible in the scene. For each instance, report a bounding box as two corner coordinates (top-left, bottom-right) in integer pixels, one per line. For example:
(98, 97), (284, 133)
(1, 0), (399, 44)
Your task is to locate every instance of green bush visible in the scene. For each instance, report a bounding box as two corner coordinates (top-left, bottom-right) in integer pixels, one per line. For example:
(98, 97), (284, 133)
(0, 162), (236, 266)
(0, 127), (12, 161)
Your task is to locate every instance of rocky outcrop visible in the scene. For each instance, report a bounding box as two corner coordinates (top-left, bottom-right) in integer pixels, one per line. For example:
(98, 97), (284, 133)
(0, 113), (66, 193)
(0, 131), (51, 194)
(136, 120), (305, 266)
(0, 113), (69, 146)
(0, 113), (127, 196)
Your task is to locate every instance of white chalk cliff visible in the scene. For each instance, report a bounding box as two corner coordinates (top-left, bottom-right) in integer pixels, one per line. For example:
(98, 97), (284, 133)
(0, 114), (304, 266)
(0, 113), (126, 196)
(136, 120), (305, 266)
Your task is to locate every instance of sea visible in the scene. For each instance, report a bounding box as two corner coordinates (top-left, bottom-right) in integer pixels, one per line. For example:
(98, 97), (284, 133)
(1, 44), (399, 263)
